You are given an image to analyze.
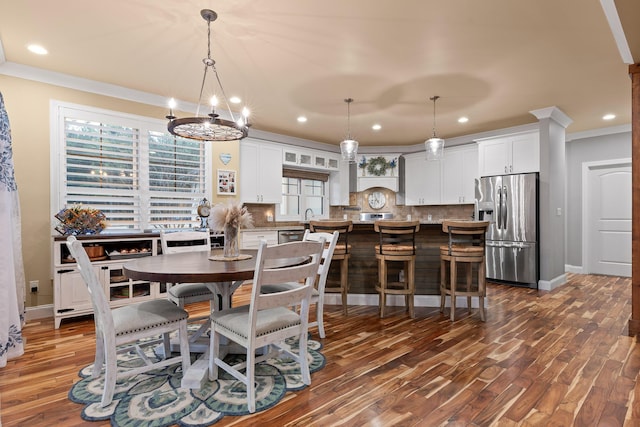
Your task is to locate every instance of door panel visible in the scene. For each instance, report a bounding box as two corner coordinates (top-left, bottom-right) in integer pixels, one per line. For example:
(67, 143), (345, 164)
(587, 164), (631, 277)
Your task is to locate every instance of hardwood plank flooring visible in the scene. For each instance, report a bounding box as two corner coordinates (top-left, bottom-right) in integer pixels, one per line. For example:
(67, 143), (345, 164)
(1, 273), (639, 426)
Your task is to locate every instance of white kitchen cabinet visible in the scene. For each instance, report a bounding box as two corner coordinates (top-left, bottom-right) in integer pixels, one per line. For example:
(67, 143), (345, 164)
(53, 234), (162, 328)
(477, 131), (539, 177)
(404, 152), (441, 205)
(283, 148), (312, 168)
(240, 139), (283, 204)
(240, 229), (278, 249)
(330, 160), (353, 206)
(282, 145), (340, 172)
(442, 144), (478, 204)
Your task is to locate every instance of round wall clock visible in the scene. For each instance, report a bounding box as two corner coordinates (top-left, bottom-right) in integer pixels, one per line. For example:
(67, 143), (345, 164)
(368, 191), (386, 210)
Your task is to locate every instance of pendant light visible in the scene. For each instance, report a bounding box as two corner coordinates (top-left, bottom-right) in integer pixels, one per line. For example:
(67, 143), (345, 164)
(425, 95), (444, 161)
(340, 98), (359, 162)
(165, 9), (250, 142)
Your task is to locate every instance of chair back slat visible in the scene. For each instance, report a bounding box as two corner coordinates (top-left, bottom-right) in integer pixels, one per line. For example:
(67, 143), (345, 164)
(309, 220), (352, 253)
(303, 230), (339, 291)
(251, 240), (324, 313)
(442, 220), (490, 255)
(374, 220), (420, 255)
(161, 231), (211, 254)
(66, 236), (114, 335)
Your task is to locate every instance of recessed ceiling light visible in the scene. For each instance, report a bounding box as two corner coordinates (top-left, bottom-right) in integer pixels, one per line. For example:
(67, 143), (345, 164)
(602, 113), (616, 121)
(458, 116), (469, 123)
(297, 116), (307, 123)
(27, 44), (48, 55)
(372, 124), (382, 131)
(229, 96), (241, 104)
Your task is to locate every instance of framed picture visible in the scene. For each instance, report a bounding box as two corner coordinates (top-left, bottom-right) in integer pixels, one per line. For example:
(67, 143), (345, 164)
(217, 169), (237, 195)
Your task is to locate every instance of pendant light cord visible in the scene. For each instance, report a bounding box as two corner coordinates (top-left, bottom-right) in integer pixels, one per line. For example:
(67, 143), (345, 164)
(345, 98), (353, 140)
(430, 95), (440, 138)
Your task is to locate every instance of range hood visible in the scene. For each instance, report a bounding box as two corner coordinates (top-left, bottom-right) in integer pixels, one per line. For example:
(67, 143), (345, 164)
(355, 154), (403, 192)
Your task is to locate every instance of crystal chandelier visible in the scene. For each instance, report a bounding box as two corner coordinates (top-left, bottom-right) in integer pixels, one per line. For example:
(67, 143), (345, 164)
(425, 95), (444, 160)
(166, 9), (250, 142)
(340, 98), (359, 162)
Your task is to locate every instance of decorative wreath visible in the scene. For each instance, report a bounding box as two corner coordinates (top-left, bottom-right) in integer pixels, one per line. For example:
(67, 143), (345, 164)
(366, 156), (389, 176)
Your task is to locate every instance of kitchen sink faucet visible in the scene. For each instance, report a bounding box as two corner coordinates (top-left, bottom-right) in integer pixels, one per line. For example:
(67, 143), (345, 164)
(305, 208), (314, 221)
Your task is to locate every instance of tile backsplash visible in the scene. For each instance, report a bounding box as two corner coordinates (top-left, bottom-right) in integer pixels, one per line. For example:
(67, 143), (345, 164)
(244, 187), (474, 226)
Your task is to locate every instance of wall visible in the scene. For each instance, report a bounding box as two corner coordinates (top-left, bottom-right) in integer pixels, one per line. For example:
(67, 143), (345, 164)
(565, 129), (631, 268)
(0, 74), (239, 308)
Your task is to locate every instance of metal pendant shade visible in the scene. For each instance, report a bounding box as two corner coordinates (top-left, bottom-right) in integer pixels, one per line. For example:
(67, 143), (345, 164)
(340, 98), (359, 162)
(425, 95), (445, 160)
(165, 9), (250, 142)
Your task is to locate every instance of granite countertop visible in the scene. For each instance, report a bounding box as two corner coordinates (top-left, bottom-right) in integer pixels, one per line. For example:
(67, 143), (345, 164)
(242, 225), (305, 231)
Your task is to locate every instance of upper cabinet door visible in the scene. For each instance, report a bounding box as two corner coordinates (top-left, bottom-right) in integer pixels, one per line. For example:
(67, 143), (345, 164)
(442, 145), (478, 204)
(240, 140), (282, 204)
(404, 153), (441, 205)
(511, 133), (539, 174)
(477, 132), (539, 177)
(478, 137), (510, 176)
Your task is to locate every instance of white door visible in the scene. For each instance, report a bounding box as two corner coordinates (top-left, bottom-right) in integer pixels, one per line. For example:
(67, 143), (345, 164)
(585, 161), (631, 276)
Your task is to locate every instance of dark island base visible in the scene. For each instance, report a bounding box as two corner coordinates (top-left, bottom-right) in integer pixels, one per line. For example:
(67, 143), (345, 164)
(322, 223), (481, 296)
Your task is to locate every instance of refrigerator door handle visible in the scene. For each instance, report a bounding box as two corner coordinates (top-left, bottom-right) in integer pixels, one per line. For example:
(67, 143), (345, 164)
(496, 187), (502, 232)
(502, 185), (508, 230)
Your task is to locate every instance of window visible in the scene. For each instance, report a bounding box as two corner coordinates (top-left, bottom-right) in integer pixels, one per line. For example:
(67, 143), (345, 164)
(52, 102), (211, 231)
(280, 169), (328, 220)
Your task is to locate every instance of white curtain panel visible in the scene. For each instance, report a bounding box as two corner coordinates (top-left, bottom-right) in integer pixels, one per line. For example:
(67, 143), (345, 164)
(0, 92), (25, 367)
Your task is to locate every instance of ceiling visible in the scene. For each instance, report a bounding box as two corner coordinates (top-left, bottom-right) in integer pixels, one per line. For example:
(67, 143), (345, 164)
(0, 0), (638, 148)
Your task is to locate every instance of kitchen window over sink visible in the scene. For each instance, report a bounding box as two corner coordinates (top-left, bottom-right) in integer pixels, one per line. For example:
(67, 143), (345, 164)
(51, 101), (212, 232)
(280, 169), (328, 221)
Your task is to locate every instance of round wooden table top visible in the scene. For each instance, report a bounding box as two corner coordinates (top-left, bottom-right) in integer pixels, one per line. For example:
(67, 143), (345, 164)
(123, 249), (305, 283)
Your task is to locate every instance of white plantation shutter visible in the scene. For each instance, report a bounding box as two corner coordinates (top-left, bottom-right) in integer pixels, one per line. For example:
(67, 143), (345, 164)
(147, 131), (206, 228)
(54, 103), (209, 231)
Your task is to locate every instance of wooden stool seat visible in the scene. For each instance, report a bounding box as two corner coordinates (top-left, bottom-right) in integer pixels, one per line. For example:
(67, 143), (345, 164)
(309, 220), (353, 315)
(440, 220), (490, 321)
(374, 220), (420, 318)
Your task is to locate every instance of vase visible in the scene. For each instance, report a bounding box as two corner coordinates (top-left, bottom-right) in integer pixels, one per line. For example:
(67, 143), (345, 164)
(223, 224), (240, 258)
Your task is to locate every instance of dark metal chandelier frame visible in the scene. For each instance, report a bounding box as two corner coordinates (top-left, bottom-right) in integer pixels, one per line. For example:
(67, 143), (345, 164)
(166, 9), (249, 142)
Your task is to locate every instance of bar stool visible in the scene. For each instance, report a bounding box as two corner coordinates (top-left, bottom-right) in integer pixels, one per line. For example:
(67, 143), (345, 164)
(374, 220), (420, 318)
(439, 220), (490, 321)
(309, 220), (353, 315)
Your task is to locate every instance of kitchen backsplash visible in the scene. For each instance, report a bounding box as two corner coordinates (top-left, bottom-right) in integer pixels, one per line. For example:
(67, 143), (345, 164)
(244, 187), (474, 226)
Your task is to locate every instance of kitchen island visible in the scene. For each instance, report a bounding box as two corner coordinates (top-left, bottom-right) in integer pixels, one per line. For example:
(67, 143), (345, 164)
(321, 221), (451, 297)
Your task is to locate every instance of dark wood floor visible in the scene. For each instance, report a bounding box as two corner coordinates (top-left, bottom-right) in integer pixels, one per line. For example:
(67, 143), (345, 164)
(1, 273), (639, 426)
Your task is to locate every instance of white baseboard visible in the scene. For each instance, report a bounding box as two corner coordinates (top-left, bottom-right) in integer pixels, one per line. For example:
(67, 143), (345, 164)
(565, 264), (584, 274)
(25, 304), (54, 322)
(324, 293), (487, 308)
(538, 273), (567, 291)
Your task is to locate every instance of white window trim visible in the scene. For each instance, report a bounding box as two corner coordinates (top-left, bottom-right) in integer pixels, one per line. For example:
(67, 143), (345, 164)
(50, 100), (212, 233)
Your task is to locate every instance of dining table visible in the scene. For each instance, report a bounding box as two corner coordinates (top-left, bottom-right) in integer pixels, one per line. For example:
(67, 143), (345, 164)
(122, 247), (307, 389)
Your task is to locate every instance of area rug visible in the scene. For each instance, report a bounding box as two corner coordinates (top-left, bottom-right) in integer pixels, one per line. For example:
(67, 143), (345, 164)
(68, 336), (325, 426)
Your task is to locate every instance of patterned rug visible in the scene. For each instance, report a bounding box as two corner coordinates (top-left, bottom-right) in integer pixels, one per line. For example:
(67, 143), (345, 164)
(68, 336), (325, 426)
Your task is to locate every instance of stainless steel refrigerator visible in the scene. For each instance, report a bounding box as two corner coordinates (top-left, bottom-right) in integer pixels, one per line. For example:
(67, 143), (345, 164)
(475, 172), (538, 288)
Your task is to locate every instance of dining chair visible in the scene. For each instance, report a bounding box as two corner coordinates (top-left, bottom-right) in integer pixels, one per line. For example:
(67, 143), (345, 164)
(208, 239), (324, 413)
(261, 229), (339, 338)
(309, 220), (353, 315)
(66, 236), (191, 407)
(160, 230), (219, 347)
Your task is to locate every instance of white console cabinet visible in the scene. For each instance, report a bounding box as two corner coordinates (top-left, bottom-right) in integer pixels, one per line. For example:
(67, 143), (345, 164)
(53, 233), (163, 328)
